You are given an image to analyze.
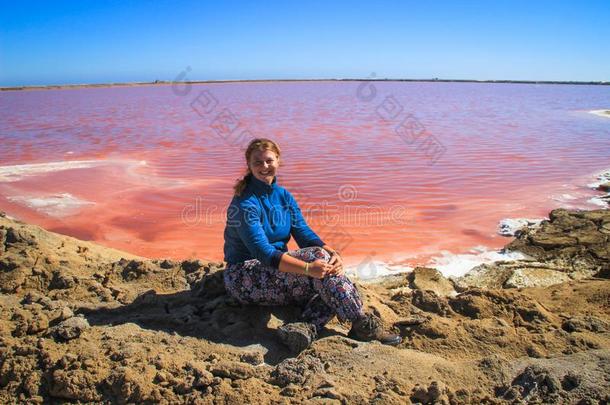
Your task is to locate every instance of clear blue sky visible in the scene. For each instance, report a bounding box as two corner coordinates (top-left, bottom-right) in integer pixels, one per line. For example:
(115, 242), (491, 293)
(1, 0), (609, 86)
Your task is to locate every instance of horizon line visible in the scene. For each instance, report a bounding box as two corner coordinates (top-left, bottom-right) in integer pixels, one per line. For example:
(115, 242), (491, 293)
(2, 77), (609, 91)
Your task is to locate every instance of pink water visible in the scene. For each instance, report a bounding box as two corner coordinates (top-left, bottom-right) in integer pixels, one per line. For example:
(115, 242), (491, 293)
(1, 82), (609, 268)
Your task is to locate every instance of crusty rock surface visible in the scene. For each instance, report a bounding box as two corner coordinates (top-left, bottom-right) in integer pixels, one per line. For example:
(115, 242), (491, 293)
(408, 267), (457, 297)
(507, 208), (609, 275)
(0, 211), (609, 404)
(456, 208), (610, 290)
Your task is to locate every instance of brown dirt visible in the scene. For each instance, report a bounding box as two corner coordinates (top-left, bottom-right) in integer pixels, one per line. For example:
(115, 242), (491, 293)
(1, 210), (609, 404)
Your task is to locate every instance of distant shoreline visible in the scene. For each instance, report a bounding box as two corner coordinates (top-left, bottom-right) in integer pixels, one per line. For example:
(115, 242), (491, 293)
(589, 109), (610, 118)
(2, 78), (609, 91)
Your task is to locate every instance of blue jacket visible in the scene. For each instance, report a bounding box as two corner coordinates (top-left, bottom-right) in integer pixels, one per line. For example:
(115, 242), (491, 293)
(223, 174), (325, 268)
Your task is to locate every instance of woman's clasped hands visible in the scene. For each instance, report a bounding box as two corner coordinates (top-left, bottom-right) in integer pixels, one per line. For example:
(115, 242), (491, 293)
(306, 251), (344, 279)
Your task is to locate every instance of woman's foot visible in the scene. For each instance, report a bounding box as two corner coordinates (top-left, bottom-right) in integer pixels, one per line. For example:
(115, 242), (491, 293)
(348, 313), (402, 346)
(277, 322), (317, 353)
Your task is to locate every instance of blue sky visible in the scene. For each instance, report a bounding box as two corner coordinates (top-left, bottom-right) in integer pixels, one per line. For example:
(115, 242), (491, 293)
(1, 0), (609, 86)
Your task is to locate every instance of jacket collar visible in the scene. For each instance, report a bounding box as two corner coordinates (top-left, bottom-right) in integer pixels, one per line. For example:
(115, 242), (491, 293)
(247, 174), (278, 195)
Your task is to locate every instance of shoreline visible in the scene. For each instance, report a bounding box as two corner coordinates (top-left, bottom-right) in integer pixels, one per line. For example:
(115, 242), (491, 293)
(2, 78), (610, 92)
(1, 161), (609, 278)
(590, 109), (610, 118)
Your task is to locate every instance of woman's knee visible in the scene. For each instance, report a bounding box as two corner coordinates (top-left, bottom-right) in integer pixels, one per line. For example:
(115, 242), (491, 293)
(309, 246), (331, 263)
(287, 246), (331, 263)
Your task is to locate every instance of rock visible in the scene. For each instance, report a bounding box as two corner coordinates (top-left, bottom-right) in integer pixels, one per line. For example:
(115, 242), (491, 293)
(561, 372), (581, 391)
(0, 258), (24, 293)
(449, 292), (495, 319)
(49, 368), (102, 402)
(27, 314), (49, 335)
(505, 209), (610, 278)
(239, 351), (265, 366)
(503, 365), (561, 402)
(22, 292), (54, 308)
(529, 234), (577, 249)
(562, 316), (608, 333)
(312, 387), (342, 400)
(13, 307), (50, 336)
(427, 381), (448, 402)
(159, 259), (175, 269)
(181, 259), (205, 274)
(580, 208), (610, 222)
(105, 367), (151, 403)
(453, 263), (514, 290)
(193, 370), (214, 388)
(271, 355), (326, 387)
(456, 261), (580, 290)
(411, 290), (453, 316)
(394, 314), (428, 327)
(188, 268), (226, 298)
(4, 226), (38, 246)
(526, 345), (545, 358)
(504, 268), (570, 288)
(408, 267), (456, 297)
(10, 310), (30, 337)
(389, 286), (412, 299)
(57, 307), (75, 321)
(120, 260), (154, 281)
(411, 381), (449, 404)
(0, 227), (5, 255)
(52, 316), (90, 340)
(280, 383), (301, 397)
(208, 361), (256, 380)
(575, 231), (607, 245)
(50, 270), (76, 290)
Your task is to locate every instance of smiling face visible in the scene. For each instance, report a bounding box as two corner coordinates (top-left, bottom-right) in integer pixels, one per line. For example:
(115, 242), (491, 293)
(248, 149), (280, 185)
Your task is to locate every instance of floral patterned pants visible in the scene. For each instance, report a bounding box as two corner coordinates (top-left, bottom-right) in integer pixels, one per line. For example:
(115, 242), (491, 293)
(223, 246), (365, 332)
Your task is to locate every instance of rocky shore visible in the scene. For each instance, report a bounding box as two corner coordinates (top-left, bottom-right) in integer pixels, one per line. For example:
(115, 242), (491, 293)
(1, 208), (608, 404)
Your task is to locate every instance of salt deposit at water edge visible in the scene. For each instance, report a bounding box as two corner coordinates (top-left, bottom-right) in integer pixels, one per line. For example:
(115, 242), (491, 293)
(7, 193), (94, 217)
(587, 168), (610, 190)
(428, 246), (529, 279)
(586, 168), (610, 208)
(497, 218), (544, 237)
(0, 160), (105, 182)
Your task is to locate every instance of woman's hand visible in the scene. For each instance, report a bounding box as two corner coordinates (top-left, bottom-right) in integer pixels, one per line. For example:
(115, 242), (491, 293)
(327, 252), (344, 275)
(322, 246), (344, 276)
(307, 259), (342, 279)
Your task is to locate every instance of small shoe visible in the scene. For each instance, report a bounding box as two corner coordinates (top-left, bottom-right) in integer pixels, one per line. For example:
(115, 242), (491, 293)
(348, 313), (402, 346)
(277, 322), (317, 353)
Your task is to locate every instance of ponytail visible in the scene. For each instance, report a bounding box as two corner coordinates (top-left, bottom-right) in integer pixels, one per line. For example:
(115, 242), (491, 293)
(233, 171), (252, 196)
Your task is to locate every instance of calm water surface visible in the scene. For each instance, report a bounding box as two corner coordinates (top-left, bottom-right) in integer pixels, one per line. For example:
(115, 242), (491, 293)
(1, 82), (609, 270)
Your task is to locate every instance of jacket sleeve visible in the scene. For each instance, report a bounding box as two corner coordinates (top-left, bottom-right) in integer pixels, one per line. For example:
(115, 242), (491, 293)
(234, 200), (284, 268)
(286, 191), (325, 249)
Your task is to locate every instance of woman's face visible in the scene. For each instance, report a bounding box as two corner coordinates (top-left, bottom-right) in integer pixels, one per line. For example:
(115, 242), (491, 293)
(249, 149), (279, 185)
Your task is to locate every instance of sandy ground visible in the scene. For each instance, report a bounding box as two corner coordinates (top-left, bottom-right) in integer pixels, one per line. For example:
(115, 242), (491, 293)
(0, 208), (609, 404)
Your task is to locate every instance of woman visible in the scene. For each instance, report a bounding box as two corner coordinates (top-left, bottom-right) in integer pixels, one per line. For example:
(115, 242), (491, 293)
(223, 138), (401, 352)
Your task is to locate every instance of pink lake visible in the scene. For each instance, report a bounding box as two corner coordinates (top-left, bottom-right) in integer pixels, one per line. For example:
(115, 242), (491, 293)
(1, 81), (609, 275)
